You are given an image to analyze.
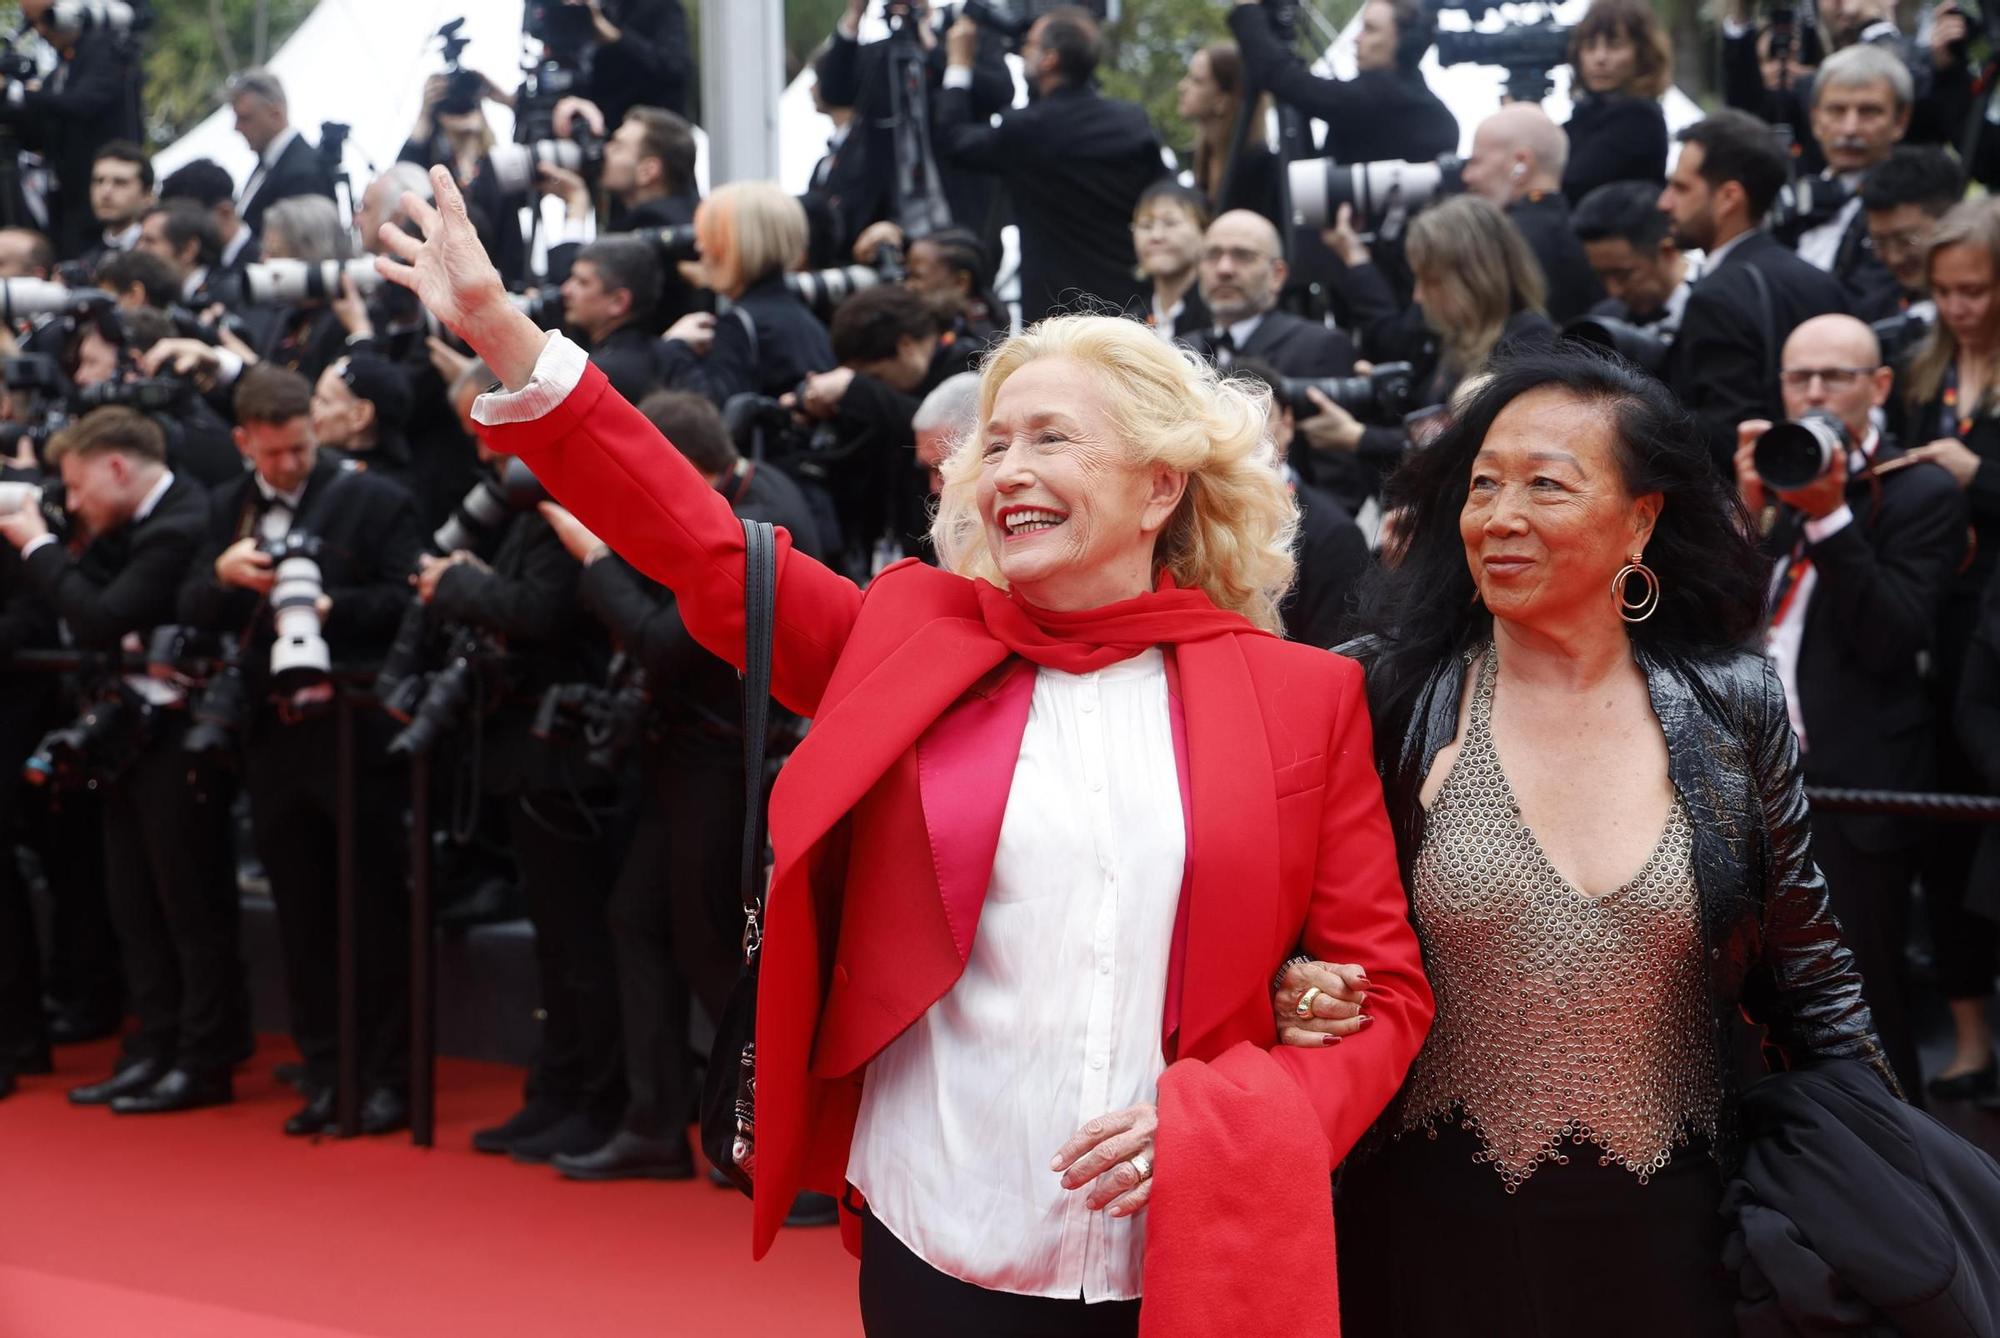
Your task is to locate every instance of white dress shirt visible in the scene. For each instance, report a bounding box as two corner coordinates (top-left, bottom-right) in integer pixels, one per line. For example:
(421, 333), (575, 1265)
(1210, 312), (1266, 366)
(254, 473), (307, 546)
(848, 651), (1185, 1302)
(1797, 174), (1866, 274)
(1765, 429), (1875, 749)
(239, 126), (301, 212)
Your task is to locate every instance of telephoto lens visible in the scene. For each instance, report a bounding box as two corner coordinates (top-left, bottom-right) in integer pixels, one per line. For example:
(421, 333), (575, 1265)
(1288, 156), (1462, 231)
(266, 537), (332, 693)
(1562, 316), (1671, 376)
(0, 480), (42, 514)
(1753, 409), (1850, 492)
(244, 258), (384, 305)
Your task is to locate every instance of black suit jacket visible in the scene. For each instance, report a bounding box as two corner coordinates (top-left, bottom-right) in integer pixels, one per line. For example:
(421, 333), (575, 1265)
(241, 134), (337, 238)
(656, 275), (835, 405)
(19, 473), (208, 652)
(935, 82), (1166, 323)
(1667, 230), (1849, 472)
(177, 457), (423, 696)
(1562, 94), (1667, 204)
(585, 323), (666, 405)
(577, 0), (691, 126)
(1284, 480), (1370, 650)
(0, 31), (140, 260)
(1766, 441), (1966, 852)
(1179, 310), (1356, 378)
(1227, 4), (1458, 165)
(812, 20), (1012, 256)
(1508, 192), (1602, 324)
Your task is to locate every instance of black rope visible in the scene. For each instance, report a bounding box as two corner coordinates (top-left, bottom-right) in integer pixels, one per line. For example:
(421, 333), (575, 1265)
(1805, 788), (2000, 822)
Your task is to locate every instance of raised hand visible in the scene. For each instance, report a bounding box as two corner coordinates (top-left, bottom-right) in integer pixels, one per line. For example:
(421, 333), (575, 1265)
(373, 166), (546, 389)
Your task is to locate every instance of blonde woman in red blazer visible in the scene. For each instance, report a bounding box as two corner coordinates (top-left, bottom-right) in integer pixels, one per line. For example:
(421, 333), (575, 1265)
(376, 166), (1431, 1337)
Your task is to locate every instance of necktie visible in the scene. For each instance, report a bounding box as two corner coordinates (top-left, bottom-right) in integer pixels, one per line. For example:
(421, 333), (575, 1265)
(1211, 330), (1235, 366)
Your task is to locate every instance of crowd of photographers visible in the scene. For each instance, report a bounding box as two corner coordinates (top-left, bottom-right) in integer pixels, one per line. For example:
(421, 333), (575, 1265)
(2, 0), (2000, 1210)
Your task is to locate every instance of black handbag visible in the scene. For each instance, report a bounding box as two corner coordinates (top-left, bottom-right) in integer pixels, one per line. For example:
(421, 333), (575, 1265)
(700, 518), (777, 1196)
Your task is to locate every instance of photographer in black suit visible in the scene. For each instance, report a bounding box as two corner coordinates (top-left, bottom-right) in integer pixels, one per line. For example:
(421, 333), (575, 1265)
(535, 0), (690, 127)
(814, 0), (1013, 258)
(1659, 110), (1848, 474)
(536, 390), (821, 1181)
(226, 69), (337, 239)
(934, 6), (1167, 322)
(1861, 145), (1964, 324)
(0, 0), (142, 260)
(558, 236), (664, 405)
(539, 105), (703, 329)
(1459, 104), (1603, 324)
(1574, 180), (1692, 337)
(0, 410), (242, 1115)
(423, 427), (626, 1168)
(177, 366), (422, 1137)
(1777, 43), (1908, 321)
(1734, 314), (1968, 1099)
(1226, 0), (1456, 165)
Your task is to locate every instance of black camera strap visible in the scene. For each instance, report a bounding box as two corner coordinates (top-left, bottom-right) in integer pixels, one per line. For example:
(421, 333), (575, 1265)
(738, 519), (777, 959)
(1744, 261), (1780, 415)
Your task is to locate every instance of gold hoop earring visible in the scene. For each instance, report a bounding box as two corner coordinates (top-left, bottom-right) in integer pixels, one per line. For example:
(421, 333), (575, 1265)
(1613, 553), (1660, 623)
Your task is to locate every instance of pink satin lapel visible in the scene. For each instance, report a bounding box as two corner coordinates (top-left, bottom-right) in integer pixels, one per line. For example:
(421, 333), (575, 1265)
(915, 661), (1037, 962)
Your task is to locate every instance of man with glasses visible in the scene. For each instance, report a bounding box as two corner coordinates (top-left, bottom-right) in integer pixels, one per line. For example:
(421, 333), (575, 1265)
(1182, 210), (1354, 377)
(1861, 144), (1966, 326)
(1735, 312), (1966, 1101)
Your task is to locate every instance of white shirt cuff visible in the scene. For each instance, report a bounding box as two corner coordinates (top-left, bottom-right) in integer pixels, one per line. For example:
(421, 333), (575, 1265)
(558, 214), (593, 246)
(21, 533), (55, 559)
(213, 346), (245, 387)
(472, 330), (582, 426)
(1804, 505), (1854, 544)
(4, 83), (22, 107)
(942, 65), (974, 89)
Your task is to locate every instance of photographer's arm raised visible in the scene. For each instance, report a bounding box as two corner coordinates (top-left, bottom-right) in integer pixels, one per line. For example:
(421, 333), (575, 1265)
(373, 166), (862, 717)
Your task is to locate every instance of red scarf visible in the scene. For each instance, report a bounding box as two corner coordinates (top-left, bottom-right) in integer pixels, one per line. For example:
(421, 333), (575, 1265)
(973, 573), (1269, 674)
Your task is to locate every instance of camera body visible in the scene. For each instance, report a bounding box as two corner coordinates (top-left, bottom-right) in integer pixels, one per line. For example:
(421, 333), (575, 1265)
(1754, 408), (1850, 491)
(1433, 12), (1571, 101)
(23, 683), (153, 790)
(532, 664), (652, 775)
(1562, 315), (1672, 376)
(1279, 362), (1419, 421)
(0, 479), (70, 544)
(435, 17), (483, 116)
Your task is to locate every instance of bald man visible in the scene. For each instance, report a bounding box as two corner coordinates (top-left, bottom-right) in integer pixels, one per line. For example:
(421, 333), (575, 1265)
(1184, 210), (1355, 378)
(1735, 311), (1964, 1101)
(1460, 104), (1604, 322)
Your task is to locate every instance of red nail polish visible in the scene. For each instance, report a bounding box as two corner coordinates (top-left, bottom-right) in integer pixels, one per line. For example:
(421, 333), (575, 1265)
(1321, 1034), (1339, 1046)
(1357, 1014), (1374, 1028)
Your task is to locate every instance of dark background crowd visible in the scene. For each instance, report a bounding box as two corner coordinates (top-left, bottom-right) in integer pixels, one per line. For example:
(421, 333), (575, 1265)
(2, 0), (1999, 1197)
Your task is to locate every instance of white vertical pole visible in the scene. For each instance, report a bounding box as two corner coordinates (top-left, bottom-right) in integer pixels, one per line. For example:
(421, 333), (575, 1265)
(700, 0), (786, 185)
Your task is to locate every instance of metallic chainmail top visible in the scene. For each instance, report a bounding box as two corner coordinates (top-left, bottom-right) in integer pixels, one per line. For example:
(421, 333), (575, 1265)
(1397, 647), (1721, 1191)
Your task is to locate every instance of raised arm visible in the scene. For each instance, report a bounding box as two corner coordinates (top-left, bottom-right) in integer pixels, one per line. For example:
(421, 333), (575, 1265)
(374, 166), (862, 716)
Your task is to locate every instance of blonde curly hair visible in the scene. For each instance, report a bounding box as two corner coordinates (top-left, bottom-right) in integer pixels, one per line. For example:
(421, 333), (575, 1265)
(930, 314), (1299, 634)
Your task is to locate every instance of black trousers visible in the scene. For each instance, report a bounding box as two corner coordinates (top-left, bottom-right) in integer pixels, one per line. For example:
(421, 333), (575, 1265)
(30, 781), (119, 1024)
(607, 753), (743, 1139)
(100, 717), (242, 1073)
(1922, 747), (1998, 1002)
(245, 708), (408, 1092)
(510, 788), (627, 1128)
(1811, 812), (1922, 1097)
(858, 1210), (1141, 1338)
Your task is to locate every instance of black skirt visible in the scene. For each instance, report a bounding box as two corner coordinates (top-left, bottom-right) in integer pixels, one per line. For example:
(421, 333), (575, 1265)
(1335, 1120), (1735, 1338)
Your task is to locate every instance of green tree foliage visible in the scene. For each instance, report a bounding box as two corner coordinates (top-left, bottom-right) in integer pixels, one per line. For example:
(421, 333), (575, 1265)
(127, 0), (315, 144)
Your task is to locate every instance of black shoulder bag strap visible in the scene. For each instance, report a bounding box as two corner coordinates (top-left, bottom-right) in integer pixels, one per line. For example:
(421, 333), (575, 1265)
(700, 517), (778, 1196)
(739, 518), (776, 951)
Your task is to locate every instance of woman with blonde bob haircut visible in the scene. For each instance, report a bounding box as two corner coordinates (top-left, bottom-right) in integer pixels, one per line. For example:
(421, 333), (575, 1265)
(658, 179), (834, 402)
(371, 164), (1432, 1336)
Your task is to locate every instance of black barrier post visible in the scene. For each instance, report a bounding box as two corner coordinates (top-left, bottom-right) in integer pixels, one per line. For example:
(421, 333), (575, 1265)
(335, 689), (360, 1138)
(409, 751), (435, 1147)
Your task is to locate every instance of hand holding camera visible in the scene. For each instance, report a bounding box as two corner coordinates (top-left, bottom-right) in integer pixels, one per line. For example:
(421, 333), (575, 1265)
(216, 536), (276, 594)
(0, 486), (48, 550)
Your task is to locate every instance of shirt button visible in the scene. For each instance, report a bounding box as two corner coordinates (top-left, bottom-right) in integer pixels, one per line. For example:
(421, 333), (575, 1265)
(1090, 1055), (1106, 1070)
(1089, 776), (1104, 792)
(1080, 696), (1096, 714)
(1098, 959), (1112, 975)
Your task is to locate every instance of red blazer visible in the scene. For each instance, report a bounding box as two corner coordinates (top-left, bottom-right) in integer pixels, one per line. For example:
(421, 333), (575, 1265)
(489, 365), (1434, 1273)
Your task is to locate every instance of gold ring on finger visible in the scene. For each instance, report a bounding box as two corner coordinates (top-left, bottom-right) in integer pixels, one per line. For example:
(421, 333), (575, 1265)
(1129, 1152), (1151, 1181)
(1296, 985), (1322, 1019)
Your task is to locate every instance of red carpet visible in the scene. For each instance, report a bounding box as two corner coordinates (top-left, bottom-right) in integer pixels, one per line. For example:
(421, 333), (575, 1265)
(0, 1037), (859, 1338)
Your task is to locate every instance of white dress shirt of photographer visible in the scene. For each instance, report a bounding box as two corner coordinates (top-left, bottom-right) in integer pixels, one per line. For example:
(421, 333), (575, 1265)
(1793, 44), (1911, 272)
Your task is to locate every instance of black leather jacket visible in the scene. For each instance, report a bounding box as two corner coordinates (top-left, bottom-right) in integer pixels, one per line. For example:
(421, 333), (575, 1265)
(1353, 637), (1899, 1168)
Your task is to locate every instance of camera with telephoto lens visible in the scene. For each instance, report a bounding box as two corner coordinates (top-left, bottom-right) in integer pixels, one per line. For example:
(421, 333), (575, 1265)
(388, 626), (503, 758)
(244, 258), (383, 306)
(23, 684), (153, 790)
(1563, 315), (1672, 376)
(265, 532), (331, 695)
(0, 478), (69, 542)
(0, 30), (36, 83)
(1278, 362), (1419, 420)
(1769, 173), (1851, 235)
(785, 245), (906, 318)
(1288, 155), (1463, 232)
(375, 460), (549, 722)
(488, 128), (602, 197)
(532, 661), (653, 775)
(1753, 409), (1850, 491)
(1871, 308), (1932, 365)
(46, 0), (138, 37)
(434, 17), (483, 115)
(0, 277), (75, 325)
(722, 390), (843, 467)
(73, 375), (185, 414)
(1434, 10), (1572, 102)
(628, 224), (701, 265)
